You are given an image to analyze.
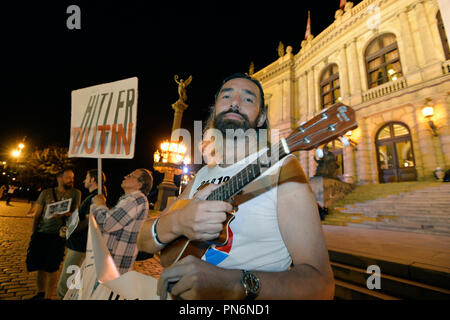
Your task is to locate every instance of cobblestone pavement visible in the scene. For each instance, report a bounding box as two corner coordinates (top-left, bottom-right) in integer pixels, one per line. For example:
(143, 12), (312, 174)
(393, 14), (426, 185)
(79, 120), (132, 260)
(0, 199), (162, 300)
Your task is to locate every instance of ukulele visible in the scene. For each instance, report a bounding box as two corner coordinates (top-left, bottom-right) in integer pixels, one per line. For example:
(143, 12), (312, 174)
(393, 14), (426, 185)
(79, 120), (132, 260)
(160, 103), (358, 268)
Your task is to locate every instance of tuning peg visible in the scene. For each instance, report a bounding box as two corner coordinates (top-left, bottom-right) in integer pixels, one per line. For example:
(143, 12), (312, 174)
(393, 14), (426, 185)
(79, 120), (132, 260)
(315, 148), (324, 159)
(340, 136), (350, 147)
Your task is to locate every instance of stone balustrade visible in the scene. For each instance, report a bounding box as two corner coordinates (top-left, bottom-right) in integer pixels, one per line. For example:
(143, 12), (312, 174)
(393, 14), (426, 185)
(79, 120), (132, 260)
(361, 77), (408, 102)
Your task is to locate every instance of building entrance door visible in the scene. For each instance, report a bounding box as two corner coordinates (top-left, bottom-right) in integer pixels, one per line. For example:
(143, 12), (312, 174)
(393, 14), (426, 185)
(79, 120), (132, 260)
(376, 122), (417, 183)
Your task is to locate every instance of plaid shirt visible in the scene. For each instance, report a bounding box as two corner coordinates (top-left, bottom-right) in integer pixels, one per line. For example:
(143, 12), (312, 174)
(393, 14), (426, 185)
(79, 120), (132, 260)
(92, 190), (149, 274)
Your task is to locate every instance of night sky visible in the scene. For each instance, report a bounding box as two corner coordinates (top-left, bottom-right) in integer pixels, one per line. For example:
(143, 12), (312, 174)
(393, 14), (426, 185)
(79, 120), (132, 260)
(1, 1), (362, 203)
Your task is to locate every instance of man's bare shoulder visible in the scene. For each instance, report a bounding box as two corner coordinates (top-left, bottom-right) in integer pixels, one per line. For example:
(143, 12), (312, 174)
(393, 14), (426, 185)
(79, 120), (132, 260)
(278, 155), (309, 185)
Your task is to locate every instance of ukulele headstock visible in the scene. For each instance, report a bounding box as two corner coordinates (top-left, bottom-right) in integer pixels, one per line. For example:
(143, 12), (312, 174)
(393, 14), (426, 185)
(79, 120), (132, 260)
(285, 103), (358, 152)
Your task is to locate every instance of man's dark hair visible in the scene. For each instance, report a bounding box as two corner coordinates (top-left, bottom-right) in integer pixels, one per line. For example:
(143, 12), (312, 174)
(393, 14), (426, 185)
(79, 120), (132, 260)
(137, 169), (153, 195)
(87, 169), (106, 185)
(214, 72), (268, 130)
(87, 169), (108, 196)
(56, 168), (74, 178)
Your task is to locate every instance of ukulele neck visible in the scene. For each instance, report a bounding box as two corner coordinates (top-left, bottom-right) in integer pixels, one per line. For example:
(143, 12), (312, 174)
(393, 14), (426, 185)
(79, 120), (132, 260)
(206, 143), (290, 202)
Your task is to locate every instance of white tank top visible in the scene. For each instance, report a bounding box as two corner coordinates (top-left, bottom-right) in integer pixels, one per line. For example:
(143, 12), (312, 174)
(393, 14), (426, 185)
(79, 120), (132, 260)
(188, 151), (294, 272)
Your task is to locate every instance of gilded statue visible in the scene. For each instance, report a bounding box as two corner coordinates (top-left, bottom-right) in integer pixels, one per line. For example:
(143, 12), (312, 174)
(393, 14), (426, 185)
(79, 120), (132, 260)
(174, 75), (193, 103)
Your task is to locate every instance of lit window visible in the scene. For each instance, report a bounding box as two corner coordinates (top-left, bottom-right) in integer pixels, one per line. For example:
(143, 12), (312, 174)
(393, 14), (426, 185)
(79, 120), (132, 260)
(320, 64), (341, 109)
(365, 34), (403, 89)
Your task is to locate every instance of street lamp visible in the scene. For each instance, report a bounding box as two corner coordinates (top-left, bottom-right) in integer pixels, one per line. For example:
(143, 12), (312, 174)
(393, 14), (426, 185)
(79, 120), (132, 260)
(422, 99), (438, 136)
(153, 140), (189, 169)
(153, 140), (191, 211)
(12, 150), (20, 157)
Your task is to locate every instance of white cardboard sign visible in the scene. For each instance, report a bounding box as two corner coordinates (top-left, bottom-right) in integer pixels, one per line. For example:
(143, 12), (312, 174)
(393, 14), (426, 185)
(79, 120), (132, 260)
(69, 77), (138, 159)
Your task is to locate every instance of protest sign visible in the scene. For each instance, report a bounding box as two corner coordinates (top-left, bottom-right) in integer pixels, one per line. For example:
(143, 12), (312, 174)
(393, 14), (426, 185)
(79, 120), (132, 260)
(69, 77), (138, 159)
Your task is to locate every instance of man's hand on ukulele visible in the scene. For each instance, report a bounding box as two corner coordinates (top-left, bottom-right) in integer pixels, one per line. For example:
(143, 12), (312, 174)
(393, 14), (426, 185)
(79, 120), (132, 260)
(158, 255), (240, 300)
(175, 199), (232, 241)
(173, 184), (233, 241)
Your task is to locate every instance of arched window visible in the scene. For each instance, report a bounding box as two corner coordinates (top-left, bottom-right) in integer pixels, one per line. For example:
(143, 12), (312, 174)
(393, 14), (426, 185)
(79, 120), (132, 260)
(320, 64), (341, 109)
(437, 11), (450, 60)
(365, 34), (403, 89)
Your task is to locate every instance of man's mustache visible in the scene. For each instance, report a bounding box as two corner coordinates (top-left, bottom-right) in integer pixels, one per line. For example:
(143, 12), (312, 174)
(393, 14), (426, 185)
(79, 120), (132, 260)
(217, 109), (249, 122)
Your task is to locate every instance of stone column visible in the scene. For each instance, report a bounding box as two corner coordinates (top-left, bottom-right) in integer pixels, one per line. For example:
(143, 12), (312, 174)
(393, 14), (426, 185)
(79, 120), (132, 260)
(154, 169), (178, 211)
(155, 99), (189, 211)
(414, 1), (438, 65)
(397, 8), (419, 75)
(171, 100), (188, 133)
(313, 66), (320, 114)
(346, 38), (363, 105)
(356, 117), (372, 184)
(299, 73), (308, 120)
(307, 67), (317, 178)
(339, 44), (350, 100)
(309, 150), (317, 179)
(307, 68), (315, 116)
(302, 71), (310, 119)
(342, 145), (356, 184)
(410, 104), (425, 180)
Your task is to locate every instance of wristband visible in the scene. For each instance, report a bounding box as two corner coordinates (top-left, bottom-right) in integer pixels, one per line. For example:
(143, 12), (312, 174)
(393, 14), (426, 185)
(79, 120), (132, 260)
(152, 218), (166, 247)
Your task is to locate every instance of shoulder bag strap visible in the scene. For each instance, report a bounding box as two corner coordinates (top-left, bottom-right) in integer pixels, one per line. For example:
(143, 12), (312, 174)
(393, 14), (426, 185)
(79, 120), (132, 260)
(51, 188), (58, 202)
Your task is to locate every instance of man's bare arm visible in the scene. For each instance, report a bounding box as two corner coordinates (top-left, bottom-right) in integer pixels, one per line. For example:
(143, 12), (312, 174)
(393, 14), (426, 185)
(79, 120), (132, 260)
(137, 180), (194, 254)
(251, 156), (335, 299)
(158, 156), (335, 300)
(31, 204), (44, 233)
(137, 179), (230, 254)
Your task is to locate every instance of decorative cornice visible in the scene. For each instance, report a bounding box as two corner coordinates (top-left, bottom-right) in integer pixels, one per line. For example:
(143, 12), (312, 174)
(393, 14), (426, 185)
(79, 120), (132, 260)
(253, 58), (295, 83)
(254, 0), (431, 84)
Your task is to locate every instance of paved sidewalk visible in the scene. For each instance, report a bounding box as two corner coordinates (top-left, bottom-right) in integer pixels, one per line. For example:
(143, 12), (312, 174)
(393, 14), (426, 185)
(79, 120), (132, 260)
(1, 199), (449, 299)
(322, 225), (450, 273)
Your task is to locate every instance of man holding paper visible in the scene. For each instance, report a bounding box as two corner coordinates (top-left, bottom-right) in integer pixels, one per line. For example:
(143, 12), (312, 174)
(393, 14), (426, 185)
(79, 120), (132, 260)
(26, 169), (81, 300)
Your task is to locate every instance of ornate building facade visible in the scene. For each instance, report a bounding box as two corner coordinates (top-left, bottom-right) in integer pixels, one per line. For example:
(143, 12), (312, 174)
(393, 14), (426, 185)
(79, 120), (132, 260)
(253, 0), (450, 184)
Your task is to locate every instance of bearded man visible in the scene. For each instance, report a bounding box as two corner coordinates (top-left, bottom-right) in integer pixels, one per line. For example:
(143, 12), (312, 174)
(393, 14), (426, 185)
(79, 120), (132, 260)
(26, 169), (81, 300)
(138, 73), (334, 300)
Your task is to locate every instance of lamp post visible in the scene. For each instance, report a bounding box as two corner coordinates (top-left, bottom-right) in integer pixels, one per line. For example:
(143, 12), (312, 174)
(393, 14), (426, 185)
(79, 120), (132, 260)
(153, 75), (193, 211)
(9, 141), (25, 184)
(421, 99), (445, 178)
(421, 100), (438, 137)
(153, 141), (190, 211)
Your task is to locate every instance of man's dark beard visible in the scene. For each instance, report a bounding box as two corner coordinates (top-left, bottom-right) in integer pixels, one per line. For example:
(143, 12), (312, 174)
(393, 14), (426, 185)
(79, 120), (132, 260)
(213, 110), (256, 136)
(63, 183), (73, 190)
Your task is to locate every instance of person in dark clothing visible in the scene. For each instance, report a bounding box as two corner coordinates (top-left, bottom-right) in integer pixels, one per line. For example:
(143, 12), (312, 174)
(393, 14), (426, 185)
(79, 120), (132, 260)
(56, 169), (106, 299)
(25, 169), (81, 300)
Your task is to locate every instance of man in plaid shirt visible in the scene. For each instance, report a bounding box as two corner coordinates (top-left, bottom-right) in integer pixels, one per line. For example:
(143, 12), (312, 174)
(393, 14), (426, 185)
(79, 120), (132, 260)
(92, 168), (152, 274)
